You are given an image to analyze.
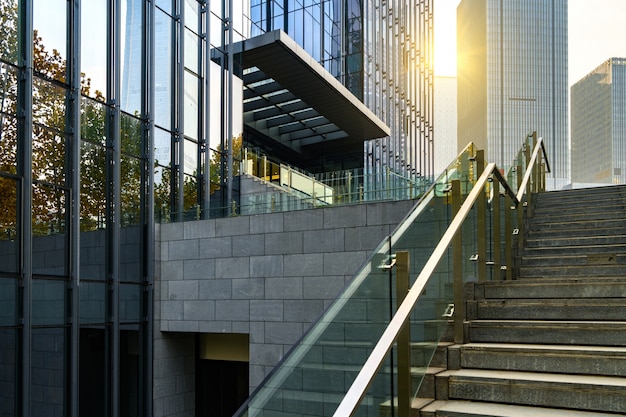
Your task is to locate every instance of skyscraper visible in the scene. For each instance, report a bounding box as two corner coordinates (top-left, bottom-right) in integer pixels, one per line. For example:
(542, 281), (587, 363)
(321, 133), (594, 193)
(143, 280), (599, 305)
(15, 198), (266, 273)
(457, 0), (568, 189)
(571, 58), (626, 185)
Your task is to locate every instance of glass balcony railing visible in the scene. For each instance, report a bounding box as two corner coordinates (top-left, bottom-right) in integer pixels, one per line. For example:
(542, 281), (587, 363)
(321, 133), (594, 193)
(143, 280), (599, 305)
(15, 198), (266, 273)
(232, 132), (549, 417)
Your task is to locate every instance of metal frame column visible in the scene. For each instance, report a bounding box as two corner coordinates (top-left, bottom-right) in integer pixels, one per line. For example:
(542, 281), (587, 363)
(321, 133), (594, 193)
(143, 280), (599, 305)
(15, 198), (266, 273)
(68, 1), (82, 416)
(17, 0), (33, 415)
(107, 0), (122, 415)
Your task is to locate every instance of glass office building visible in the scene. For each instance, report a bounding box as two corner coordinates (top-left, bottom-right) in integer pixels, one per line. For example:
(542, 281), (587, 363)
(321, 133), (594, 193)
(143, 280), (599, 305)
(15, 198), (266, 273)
(0, 0), (433, 416)
(457, 0), (568, 189)
(571, 58), (626, 185)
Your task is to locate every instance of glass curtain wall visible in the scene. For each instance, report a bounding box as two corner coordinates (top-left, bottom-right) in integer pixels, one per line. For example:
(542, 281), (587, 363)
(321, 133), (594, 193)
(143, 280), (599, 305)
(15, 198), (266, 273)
(0, 0), (152, 416)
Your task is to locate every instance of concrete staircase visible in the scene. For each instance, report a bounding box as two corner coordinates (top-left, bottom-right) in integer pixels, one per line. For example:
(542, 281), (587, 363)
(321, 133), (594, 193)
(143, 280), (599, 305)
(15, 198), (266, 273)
(416, 185), (626, 416)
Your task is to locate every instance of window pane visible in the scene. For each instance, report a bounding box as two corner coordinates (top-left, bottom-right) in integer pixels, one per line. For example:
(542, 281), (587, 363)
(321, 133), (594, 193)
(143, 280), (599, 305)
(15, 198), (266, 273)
(0, 176), (18, 273)
(33, 0), (67, 83)
(31, 327), (67, 416)
(0, 1), (18, 64)
(120, 284), (141, 322)
(184, 71), (200, 141)
(121, 154), (143, 227)
(32, 185), (68, 277)
(0, 329), (16, 417)
(32, 125), (66, 186)
(0, 277), (17, 326)
(80, 282), (106, 324)
(81, 97), (107, 147)
(81, 0), (107, 100)
(32, 279), (66, 325)
(0, 63), (18, 115)
(81, 141), (107, 233)
(121, 0), (143, 115)
(32, 78), (66, 132)
(154, 9), (173, 130)
(121, 112), (143, 157)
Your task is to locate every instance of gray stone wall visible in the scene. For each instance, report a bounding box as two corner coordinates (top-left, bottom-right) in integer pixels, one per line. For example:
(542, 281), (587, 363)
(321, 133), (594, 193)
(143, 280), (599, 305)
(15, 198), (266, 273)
(156, 200), (414, 394)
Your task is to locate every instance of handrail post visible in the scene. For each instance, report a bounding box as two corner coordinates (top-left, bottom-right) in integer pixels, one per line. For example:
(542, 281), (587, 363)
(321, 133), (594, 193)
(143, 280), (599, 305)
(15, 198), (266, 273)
(475, 151), (487, 282)
(504, 191), (513, 280)
(492, 178), (502, 280)
(395, 251), (411, 417)
(516, 165), (524, 256)
(451, 179), (464, 344)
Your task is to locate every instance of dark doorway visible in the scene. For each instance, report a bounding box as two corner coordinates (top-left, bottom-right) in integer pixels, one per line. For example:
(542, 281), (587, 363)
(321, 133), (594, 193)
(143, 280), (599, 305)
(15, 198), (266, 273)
(196, 359), (248, 417)
(79, 328), (105, 417)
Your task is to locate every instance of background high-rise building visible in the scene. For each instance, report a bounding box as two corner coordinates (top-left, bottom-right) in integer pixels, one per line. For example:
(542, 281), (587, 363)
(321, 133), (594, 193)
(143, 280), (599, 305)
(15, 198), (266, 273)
(571, 57), (626, 185)
(457, 0), (569, 189)
(434, 76), (458, 174)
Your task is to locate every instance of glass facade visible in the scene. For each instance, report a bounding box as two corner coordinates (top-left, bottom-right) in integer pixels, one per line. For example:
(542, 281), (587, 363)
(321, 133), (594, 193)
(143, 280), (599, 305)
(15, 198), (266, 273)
(457, 0), (569, 189)
(571, 57), (626, 185)
(1, 1), (152, 416)
(0, 0), (434, 415)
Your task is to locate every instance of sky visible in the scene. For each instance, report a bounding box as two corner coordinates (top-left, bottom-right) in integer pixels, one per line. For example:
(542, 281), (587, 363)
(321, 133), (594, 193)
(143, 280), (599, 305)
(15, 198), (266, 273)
(434, 0), (626, 86)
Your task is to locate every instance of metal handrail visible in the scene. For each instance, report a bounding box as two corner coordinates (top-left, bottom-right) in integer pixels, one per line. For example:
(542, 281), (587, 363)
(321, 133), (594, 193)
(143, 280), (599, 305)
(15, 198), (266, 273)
(333, 137), (549, 417)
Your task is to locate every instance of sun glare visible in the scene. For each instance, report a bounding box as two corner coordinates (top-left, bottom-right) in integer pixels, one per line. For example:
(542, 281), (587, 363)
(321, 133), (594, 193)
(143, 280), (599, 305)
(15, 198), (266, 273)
(434, 0), (461, 77)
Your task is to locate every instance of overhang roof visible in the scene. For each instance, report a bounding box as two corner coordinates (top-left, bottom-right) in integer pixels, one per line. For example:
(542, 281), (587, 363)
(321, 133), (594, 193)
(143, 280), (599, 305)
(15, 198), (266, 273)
(229, 30), (390, 155)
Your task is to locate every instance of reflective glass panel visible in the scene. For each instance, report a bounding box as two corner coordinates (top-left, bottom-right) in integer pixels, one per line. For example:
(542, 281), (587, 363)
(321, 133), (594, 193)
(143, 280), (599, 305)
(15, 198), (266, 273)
(0, 63), (17, 115)
(121, 0), (143, 115)
(32, 125), (66, 186)
(121, 154), (143, 227)
(81, 0), (107, 100)
(0, 329), (16, 416)
(120, 284), (141, 322)
(0, 277), (17, 326)
(154, 126), (172, 167)
(31, 327), (67, 415)
(0, 1), (18, 64)
(32, 78), (67, 131)
(154, 165), (172, 222)
(0, 114), (17, 175)
(185, 0), (200, 33)
(81, 97), (107, 147)
(0, 176), (18, 273)
(80, 282), (106, 324)
(81, 141), (107, 233)
(184, 71), (199, 141)
(32, 185), (68, 276)
(33, 0), (67, 83)
(121, 112), (143, 157)
(184, 28), (199, 74)
(32, 279), (66, 325)
(154, 9), (173, 130)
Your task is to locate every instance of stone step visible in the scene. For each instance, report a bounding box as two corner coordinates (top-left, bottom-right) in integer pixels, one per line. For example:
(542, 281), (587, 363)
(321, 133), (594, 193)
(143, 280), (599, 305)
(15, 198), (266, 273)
(535, 186), (626, 202)
(467, 298), (626, 321)
(528, 209), (626, 223)
(457, 343), (626, 377)
(527, 218), (626, 234)
(472, 277), (626, 300)
(532, 201), (626, 217)
(522, 244), (626, 257)
(435, 369), (626, 413)
(467, 320), (626, 346)
(524, 234), (626, 248)
(528, 225), (626, 239)
(520, 253), (626, 267)
(518, 263), (626, 278)
(420, 399), (622, 417)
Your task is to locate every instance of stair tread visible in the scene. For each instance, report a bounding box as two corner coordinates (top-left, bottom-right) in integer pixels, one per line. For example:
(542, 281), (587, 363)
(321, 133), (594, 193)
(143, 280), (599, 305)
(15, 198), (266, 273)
(421, 400), (621, 416)
(438, 368), (626, 386)
(461, 342), (626, 354)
